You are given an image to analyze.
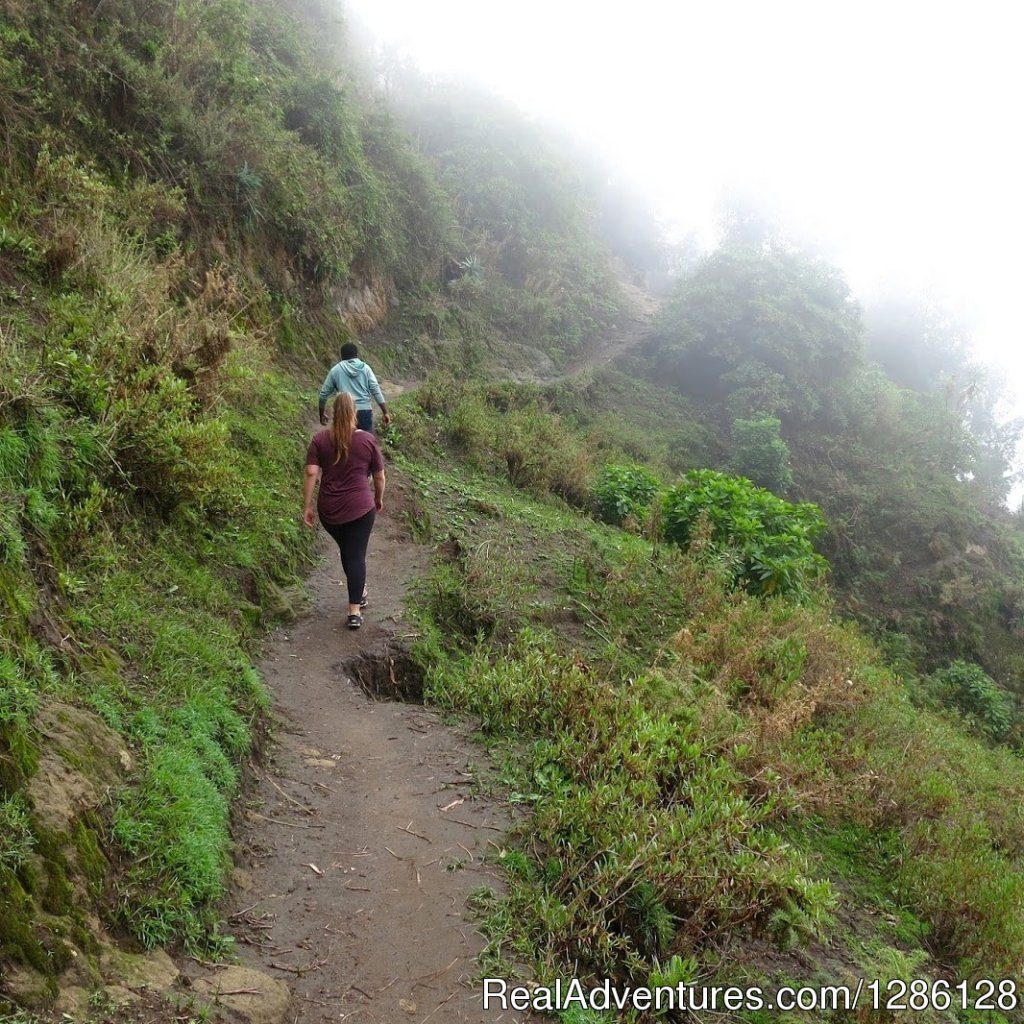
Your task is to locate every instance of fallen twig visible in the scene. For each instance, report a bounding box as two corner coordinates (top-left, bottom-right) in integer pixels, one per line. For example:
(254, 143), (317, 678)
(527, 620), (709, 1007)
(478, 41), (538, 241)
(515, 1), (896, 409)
(397, 821), (430, 842)
(448, 817), (503, 832)
(270, 957), (328, 976)
(251, 811), (325, 830)
(418, 990), (458, 1024)
(228, 902), (262, 919)
(415, 958), (458, 984)
(261, 773), (316, 816)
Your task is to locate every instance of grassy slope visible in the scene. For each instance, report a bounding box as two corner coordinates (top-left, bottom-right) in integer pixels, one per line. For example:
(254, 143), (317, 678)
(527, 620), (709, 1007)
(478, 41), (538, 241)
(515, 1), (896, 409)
(387, 376), (1024, 1023)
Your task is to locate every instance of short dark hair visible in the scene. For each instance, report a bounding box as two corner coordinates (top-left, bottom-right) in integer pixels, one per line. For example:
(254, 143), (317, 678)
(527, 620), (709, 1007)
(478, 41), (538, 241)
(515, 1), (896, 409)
(340, 342), (359, 360)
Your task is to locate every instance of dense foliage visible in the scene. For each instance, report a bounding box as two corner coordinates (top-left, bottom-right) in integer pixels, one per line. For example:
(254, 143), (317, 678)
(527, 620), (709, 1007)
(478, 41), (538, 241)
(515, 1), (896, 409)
(662, 469), (828, 600)
(728, 414), (793, 493)
(591, 463), (661, 527)
(647, 233), (1024, 699)
(927, 659), (1017, 741)
(653, 241), (863, 426)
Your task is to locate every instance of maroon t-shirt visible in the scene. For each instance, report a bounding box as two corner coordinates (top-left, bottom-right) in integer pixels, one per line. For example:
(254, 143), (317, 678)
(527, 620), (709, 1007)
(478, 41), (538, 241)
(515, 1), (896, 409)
(306, 429), (384, 525)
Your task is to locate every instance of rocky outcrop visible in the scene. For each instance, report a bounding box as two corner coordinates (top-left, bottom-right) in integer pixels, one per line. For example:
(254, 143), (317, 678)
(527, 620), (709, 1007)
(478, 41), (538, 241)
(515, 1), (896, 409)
(328, 273), (392, 334)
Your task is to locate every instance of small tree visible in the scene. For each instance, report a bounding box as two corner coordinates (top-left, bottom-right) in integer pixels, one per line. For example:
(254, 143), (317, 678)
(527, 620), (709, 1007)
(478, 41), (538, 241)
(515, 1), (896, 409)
(729, 415), (793, 493)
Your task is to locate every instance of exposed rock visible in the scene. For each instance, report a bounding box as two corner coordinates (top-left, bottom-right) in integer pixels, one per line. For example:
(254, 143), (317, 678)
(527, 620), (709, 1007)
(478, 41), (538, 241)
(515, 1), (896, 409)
(54, 983), (143, 1020)
(191, 965), (291, 1024)
(53, 984), (91, 1018)
(328, 274), (391, 333)
(231, 867), (255, 893)
(99, 947), (179, 991)
(104, 984), (141, 1007)
(25, 757), (101, 835)
(26, 702), (133, 833)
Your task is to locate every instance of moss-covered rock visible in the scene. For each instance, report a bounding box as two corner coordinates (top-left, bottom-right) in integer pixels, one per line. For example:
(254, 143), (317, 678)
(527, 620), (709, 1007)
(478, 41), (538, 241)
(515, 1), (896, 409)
(71, 816), (109, 902)
(26, 703), (132, 835)
(0, 701), (131, 1005)
(0, 865), (51, 974)
(0, 722), (38, 798)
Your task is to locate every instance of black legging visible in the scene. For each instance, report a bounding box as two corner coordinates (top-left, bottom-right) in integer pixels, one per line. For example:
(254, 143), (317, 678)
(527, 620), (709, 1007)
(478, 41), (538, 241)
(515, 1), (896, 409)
(323, 510), (376, 606)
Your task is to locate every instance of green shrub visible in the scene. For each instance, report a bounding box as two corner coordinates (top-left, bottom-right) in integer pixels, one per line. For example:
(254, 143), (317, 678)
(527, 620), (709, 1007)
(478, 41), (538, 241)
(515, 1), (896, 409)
(592, 463), (661, 527)
(662, 470), (827, 600)
(728, 414), (793, 493)
(928, 659), (1015, 741)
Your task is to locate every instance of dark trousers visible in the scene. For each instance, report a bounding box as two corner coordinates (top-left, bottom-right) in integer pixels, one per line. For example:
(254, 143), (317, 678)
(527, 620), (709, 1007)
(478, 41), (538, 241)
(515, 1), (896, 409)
(356, 408), (373, 432)
(323, 510), (376, 605)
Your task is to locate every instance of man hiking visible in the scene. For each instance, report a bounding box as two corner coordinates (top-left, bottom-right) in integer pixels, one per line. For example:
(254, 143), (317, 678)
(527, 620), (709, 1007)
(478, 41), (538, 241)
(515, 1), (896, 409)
(318, 342), (392, 433)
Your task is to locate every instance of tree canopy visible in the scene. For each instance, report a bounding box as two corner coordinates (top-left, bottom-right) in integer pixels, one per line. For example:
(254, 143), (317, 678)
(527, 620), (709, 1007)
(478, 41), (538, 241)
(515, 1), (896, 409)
(654, 242), (863, 427)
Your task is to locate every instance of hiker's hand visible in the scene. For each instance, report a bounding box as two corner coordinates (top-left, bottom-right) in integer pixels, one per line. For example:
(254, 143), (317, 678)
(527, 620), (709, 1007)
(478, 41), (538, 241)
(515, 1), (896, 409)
(375, 498), (384, 512)
(319, 414), (328, 426)
(382, 412), (392, 427)
(303, 507), (317, 528)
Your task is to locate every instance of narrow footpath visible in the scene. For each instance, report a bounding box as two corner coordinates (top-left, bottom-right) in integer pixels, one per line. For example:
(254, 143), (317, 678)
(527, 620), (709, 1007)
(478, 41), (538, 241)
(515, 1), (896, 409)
(187, 475), (529, 1024)
(183, 294), (660, 1023)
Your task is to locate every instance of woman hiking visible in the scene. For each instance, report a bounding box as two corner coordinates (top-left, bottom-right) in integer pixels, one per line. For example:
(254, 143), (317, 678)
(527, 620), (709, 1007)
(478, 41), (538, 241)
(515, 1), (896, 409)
(303, 393), (385, 629)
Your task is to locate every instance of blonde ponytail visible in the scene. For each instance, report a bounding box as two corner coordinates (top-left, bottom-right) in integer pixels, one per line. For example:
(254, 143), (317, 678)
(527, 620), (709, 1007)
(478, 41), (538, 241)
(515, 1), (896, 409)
(331, 393), (357, 464)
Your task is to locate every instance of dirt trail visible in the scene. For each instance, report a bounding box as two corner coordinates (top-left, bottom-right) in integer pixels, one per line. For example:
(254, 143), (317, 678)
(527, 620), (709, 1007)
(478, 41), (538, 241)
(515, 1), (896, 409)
(556, 279), (661, 381)
(185, 475), (533, 1024)
(186, 294), (660, 1023)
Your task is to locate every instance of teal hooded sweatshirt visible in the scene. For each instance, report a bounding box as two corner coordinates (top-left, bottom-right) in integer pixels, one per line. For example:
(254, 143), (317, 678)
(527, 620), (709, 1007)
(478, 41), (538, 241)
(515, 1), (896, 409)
(319, 358), (386, 412)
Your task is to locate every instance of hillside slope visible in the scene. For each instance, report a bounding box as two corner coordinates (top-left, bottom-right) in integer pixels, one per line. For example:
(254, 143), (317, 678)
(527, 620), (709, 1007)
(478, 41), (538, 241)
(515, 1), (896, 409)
(0, 0), (633, 1011)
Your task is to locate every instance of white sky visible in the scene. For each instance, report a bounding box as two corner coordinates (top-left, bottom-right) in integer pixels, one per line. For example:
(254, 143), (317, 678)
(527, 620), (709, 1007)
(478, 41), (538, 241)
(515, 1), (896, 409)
(343, 0), (1023, 406)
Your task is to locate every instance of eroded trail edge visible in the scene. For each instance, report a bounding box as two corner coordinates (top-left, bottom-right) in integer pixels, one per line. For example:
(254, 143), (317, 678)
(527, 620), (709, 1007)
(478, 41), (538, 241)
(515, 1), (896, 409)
(187, 476), (526, 1024)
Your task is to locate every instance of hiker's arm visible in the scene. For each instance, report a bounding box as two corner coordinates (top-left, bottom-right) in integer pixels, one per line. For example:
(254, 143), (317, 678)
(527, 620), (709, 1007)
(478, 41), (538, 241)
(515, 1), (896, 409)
(318, 370), (337, 424)
(303, 465), (320, 526)
(366, 367), (391, 426)
(372, 470), (385, 512)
